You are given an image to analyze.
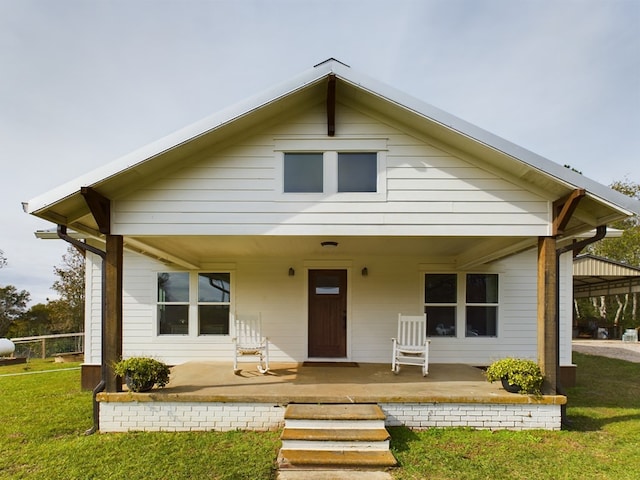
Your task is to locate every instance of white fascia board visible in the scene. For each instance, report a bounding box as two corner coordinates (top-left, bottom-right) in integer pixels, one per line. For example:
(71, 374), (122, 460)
(26, 63), (338, 214)
(333, 65), (640, 217)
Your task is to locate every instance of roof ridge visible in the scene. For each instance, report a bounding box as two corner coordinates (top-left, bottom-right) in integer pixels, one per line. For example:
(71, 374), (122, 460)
(313, 57), (351, 68)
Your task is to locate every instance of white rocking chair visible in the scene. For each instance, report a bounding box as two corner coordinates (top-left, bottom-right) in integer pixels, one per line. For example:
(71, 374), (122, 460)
(391, 313), (430, 376)
(232, 313), (270, 374)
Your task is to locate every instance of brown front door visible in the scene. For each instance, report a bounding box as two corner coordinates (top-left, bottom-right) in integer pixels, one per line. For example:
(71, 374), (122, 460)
(308, 269), (347, 358)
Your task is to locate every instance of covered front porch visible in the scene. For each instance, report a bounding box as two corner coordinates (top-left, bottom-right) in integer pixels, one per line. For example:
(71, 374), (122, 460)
(97, 362), (566, 432)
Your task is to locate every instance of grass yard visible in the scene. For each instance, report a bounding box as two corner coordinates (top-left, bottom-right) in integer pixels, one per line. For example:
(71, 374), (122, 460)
(0, 360), (279, 479)
(1, 353), (639, 479)
(391, 352), (640, 480)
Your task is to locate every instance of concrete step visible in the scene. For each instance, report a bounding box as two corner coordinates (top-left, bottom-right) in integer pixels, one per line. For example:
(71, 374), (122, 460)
(277, 470), (393, 480)
(278, 403), (397, 472)
(281, 440), (390, 452)
(278, 449), (397, 469)
(281, 428), (390, 442)
(284, 404), (386, 430)
(281, 428), (390, 451)
(285, 404), (385, 421)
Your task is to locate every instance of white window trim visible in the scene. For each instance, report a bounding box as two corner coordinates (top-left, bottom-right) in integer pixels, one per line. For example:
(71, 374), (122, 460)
(274, 137), (388, 201)
(154, 270), (235, 339)
(422, 272), (501, 339)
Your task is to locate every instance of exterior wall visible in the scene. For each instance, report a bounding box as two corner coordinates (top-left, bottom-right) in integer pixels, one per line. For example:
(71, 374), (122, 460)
(98, 400), (561, 432)
(83, 247), (541, 367)
(84, 250), (102, 365)
(112, 102), (550, 237)
(559, 251), (574, 367)
(80, 101), (569, 370)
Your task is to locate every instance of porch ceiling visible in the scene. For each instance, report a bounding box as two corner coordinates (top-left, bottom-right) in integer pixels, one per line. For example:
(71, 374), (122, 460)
(125, 235), (534, 269)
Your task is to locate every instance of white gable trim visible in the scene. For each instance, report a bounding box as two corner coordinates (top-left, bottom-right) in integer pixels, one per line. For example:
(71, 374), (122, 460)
(26, 59), (639, 219)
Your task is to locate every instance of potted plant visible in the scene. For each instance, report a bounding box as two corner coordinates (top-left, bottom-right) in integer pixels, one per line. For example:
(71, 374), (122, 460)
(485, 357), (543, 395)
(113, 357), (170, 392)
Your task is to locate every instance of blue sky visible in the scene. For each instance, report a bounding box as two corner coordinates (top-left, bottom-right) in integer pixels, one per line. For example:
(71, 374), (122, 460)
(0, 0), (638, 304)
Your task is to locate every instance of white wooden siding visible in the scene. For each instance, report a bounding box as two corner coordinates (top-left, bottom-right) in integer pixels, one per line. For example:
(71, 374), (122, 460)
(84, 251), (102, 364)
(112, 103), (549, 237)
(559, 252), (574, 366)
(84, 247), (542, 367)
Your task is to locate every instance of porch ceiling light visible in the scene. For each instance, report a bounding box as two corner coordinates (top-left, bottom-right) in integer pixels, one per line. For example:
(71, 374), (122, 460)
(321, 241), (338, 248)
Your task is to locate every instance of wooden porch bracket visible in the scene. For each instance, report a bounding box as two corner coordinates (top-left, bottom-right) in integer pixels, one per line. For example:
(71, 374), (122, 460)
(327, 74), (336, 137)
(537, 188), (585, 395)
(81, 187), (111, 235)
(79, 187), (123, 393)
(552, 189), (585, 236)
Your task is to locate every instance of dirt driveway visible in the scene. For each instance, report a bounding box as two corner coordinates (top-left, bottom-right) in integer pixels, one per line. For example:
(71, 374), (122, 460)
(572, 340), (640, 363)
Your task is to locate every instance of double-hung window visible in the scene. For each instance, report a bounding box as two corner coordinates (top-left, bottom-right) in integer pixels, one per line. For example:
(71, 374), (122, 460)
(157, 272), (190, 335)
(424, 274), (457, 337)
(157, 272), (231, 336)
(424, 273), (499, 338)
(198, 273), (231, 335)
(465, 274), (498, 337)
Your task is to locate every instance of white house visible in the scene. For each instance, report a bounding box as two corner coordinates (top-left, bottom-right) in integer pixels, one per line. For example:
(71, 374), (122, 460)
(26, 59), (639, 396)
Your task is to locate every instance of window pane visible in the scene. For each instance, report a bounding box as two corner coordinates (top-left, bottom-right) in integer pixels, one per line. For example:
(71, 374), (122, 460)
(338, 153), (377, 192)
(199, 305), (230, 335)
(426, 306), (456, 336)
(199, 273), (231, 302)
(466, 274), (498, 303)
(157, 272), (189, 302)
(425, 274), (457, 303)
(284, 153), (323, 192)
(158, 304), (189, 335)
(466, 306), (497, 337)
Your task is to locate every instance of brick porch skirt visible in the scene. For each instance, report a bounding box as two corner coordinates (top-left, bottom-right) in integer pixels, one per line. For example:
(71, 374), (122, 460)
(98, 401), (562, 432)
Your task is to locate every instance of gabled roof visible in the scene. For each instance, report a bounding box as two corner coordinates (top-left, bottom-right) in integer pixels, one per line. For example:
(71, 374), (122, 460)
(25, 58), (639, 236)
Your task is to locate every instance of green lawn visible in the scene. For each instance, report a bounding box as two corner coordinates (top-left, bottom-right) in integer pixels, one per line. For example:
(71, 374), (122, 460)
(0, 360), (279, 479)
(390, 353), (640, 480)
(1, 353), (639, 479)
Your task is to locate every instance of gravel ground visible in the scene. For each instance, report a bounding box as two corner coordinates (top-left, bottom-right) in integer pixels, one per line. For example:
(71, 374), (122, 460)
(572, 339), (640, 363)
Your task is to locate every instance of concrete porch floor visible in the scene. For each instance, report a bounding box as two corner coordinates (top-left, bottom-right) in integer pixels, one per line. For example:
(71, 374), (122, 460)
(99, 362), (565, 406)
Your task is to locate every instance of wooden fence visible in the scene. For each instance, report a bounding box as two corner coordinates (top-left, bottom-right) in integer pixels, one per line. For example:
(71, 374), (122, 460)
(10, 333), (84, 359)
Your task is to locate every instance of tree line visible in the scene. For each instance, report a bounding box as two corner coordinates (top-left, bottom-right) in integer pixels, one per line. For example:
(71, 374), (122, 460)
(0, 246), (84, 338)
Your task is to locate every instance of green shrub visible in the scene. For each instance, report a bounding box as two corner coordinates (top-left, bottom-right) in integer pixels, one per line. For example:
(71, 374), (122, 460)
(113, 357), (170, 392)
(485, 357), (543, 395)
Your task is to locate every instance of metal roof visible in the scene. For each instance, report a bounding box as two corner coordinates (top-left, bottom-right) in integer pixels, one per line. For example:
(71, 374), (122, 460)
(574, 254), (640, 298)
(25, 58), (640, 233)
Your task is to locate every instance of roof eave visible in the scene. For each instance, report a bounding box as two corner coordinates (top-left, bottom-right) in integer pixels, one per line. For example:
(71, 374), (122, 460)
(25, 58), (640, 223)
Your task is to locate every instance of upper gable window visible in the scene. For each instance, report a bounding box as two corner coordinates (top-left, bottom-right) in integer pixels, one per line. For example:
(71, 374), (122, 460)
(284, 153), (323, 193)
(338, 153), (377, 192)
(275, 138), (387, 199)
(283, 151), (378, 194)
